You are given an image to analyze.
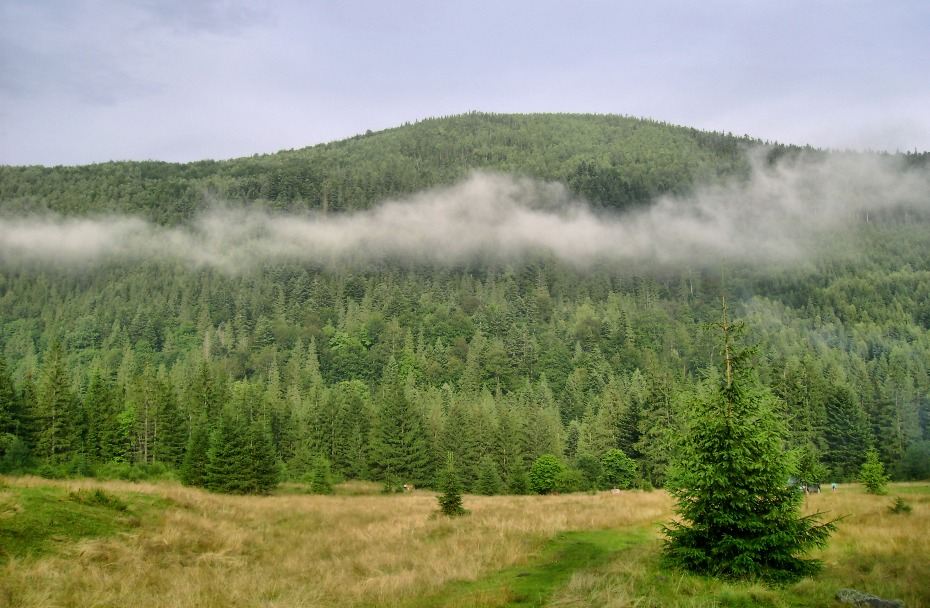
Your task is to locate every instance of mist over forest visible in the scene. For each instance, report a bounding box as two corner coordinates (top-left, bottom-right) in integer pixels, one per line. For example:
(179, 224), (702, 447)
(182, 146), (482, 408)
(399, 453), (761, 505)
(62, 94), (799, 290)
(1, 113), (929, 492)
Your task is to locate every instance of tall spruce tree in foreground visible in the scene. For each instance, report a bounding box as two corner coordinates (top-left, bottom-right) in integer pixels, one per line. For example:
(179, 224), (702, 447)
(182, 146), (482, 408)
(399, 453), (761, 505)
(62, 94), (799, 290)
(662, 299), (837, 584)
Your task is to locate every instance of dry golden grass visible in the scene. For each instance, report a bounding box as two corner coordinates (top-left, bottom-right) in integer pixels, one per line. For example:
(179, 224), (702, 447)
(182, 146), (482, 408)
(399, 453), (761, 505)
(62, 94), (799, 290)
(0, 478), (670, 608)
(2, 478), (928, 608)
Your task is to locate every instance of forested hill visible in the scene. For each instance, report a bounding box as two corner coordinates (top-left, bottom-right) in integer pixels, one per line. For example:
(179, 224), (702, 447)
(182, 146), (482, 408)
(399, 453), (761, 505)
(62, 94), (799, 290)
(1, 113), (929, 494)
(2, 112), (790, 223)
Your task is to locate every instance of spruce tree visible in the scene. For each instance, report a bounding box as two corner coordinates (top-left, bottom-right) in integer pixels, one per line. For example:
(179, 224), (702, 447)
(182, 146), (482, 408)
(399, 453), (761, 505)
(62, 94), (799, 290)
(437, 452), (468, 517)
(308, 455), (334, 494)
(475, 454), (503, 495)
(858, 447), (889, 495)
(180, 419), (210, 487)
(662, 301), (837, 584)
(369, 358), (431, 485)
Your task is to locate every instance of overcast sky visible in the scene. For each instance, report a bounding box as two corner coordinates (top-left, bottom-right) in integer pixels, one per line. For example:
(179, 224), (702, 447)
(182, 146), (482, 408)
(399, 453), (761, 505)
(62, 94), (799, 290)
(1, 0), (928, 167)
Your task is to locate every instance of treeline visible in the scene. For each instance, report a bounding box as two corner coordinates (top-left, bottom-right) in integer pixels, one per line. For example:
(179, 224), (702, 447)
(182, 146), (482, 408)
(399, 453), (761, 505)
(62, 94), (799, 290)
(2, 220), (929, 491)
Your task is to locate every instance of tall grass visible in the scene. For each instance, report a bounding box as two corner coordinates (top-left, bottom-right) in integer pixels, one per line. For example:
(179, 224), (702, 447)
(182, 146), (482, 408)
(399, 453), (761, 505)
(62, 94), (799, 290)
(1, 478), (927, 607)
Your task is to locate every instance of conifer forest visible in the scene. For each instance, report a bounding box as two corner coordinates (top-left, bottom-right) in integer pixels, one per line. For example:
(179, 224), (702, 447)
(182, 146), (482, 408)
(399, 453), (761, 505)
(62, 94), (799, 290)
(2, 113), (929, 493)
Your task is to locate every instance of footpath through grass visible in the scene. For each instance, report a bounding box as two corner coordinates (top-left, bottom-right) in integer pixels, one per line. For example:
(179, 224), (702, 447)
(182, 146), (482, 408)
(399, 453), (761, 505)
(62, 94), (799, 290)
(409, 528), (652, 608)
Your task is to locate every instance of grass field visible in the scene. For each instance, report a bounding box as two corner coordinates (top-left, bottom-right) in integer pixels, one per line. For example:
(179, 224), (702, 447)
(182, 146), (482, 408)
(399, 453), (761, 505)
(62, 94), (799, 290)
(1, 477), (927, 607)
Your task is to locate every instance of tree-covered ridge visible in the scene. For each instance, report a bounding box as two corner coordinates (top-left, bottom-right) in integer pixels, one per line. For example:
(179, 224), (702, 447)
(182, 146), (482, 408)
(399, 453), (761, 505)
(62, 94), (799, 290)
(1, 113), (780, 223)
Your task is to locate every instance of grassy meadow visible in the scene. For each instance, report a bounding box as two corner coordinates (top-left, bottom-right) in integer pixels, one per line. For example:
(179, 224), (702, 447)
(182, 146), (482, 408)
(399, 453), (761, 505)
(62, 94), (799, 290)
(1, 477), (928, 608)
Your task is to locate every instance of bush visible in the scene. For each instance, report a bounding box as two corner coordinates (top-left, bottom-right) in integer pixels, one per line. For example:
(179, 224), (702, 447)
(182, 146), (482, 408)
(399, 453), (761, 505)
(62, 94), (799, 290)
(598, 448), (637, 490)
(529, 454), (564, 495)
(888, 497), (912, 515)
(555, 468), (585, 493)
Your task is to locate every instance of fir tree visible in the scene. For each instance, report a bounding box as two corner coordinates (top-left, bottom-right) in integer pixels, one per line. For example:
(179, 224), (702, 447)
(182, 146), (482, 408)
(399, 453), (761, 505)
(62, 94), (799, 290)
(662, 301), (837, 584)
(437, 452), (468, 517)
(369, 358), (431, 485)
(180, 418), (210, 487)
(308, 455), (334, 494)
(475, 454), (503, 495)
(858, 447), (889, 495)
(507, 459), (530, 495)
(244, 419), (279, 494)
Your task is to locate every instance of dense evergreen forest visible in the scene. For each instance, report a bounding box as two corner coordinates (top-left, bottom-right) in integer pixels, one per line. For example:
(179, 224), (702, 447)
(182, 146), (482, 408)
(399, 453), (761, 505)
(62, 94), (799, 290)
(1, 112), (929, 493)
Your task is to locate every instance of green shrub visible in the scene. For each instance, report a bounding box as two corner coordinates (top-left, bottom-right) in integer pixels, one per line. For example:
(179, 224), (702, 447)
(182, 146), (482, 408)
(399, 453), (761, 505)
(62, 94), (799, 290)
(529, 454), (564, 495)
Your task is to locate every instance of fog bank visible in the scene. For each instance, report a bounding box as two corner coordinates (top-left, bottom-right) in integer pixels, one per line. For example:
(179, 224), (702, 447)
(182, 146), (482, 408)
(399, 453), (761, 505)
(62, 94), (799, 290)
(1, 152), (927, 271)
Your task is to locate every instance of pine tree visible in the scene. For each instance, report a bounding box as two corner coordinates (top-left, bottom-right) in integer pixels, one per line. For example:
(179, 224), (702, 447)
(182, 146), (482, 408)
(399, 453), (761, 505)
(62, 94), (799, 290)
(662, 301), (837, 584)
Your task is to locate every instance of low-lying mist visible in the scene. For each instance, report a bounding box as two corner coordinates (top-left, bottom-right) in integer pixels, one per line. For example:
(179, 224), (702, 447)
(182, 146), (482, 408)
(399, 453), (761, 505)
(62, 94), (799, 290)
(1, 152), (927, 272)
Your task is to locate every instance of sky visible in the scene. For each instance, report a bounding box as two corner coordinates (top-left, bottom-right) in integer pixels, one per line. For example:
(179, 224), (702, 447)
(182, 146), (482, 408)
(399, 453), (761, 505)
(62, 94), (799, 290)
(1, 0), (928, 167)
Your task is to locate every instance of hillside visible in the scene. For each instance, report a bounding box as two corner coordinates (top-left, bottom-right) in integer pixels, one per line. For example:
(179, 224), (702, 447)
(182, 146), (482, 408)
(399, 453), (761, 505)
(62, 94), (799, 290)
(1, 113), (929, 492)
(1, 112), (783, 222)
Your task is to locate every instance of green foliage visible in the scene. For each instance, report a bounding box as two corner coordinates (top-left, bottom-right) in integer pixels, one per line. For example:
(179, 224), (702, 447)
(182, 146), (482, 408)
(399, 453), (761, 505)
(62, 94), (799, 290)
(555, 468), (585, 493)
(598, 448), (637, 490)
(204, 412), (278, 495)
(180, 421), (210, 487)
(474, 455), (503, 496)
(437, 452), (468, 517)
(507, 460), (530, 495)
(529, 454), (565, 495)
(662, 313), (837, 584)
(898, 440), (930, 480)
(68, 488), (128, 511)
(859, 447), (890, 495)
(307, 455), (334, 495)
(888, 496), (912, 514)
(369, 361), (432, 485)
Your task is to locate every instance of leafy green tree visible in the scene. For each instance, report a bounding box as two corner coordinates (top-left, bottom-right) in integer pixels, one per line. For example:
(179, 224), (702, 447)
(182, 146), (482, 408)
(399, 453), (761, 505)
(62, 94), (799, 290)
(437, 452), (468, 517)
(598, 448), (637, 490)
(858, 447), (889, 495)
(529, 454), (564, 495)
(662, 307), (836, 584)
